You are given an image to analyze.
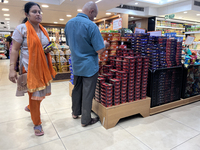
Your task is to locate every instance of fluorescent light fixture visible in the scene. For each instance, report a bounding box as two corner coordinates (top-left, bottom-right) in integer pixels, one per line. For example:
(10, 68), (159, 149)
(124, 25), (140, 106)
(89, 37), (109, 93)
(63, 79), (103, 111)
(54, 22), (58, 24)
(77, 9), (82, 12)
(94, 17), (96, 20)
(95, 0), (102, 3)
(178, 17), (182, 19)
(42, 5), (49, 8)
(136, 0), (178, 5)
(66, 15), (72, 17)
(5, 18), (10, 20)
(130, 17), (134, 18)
(197, 14), (200, 16)
(106, 13), (111, 15)
(135, 2), (138, 5)
(59, 18), (64, 21)
(4, 14), (10, 16)
(184, 12), (187, 13)
(4, 0), (8, 3)
(2, 8), (9, 11)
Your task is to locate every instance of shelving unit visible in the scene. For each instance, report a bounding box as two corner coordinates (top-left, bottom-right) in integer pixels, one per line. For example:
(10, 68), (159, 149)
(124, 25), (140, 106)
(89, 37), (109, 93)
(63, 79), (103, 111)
(156, 26), (185, 30)
(185, 31), (200, 34)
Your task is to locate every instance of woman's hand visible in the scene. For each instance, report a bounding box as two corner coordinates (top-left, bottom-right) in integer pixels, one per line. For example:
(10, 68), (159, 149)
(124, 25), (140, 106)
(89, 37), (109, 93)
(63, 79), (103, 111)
(9, 69), (18, 83)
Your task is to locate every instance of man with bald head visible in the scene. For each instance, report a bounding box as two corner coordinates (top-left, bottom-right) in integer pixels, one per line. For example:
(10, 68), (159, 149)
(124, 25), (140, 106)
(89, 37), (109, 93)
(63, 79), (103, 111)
(65, 1), (109, 127)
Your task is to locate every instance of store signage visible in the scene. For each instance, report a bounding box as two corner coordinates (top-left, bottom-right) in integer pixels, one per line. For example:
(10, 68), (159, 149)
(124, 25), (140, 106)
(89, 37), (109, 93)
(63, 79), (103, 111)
(147, 31), (162, 36)
(185, 36), (195, 45)
(134, 27), (145, 33)
(165, 14), (175, 19)
(113, 18), (122, 30)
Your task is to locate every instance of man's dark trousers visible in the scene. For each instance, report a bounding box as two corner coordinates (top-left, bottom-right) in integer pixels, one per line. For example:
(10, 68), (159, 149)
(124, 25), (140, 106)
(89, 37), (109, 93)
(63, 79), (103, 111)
(72, 72), (98, 125)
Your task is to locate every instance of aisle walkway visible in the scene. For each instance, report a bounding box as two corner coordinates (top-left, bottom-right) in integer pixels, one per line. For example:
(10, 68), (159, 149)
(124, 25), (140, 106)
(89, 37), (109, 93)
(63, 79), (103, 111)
(0, 59), (200, 150)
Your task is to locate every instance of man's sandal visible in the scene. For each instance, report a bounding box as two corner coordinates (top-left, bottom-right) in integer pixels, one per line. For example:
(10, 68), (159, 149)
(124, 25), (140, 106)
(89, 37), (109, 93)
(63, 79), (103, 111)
(82, 117), (99, 127)
(72, 113), (79, 119)
(34, 125), (44, 136)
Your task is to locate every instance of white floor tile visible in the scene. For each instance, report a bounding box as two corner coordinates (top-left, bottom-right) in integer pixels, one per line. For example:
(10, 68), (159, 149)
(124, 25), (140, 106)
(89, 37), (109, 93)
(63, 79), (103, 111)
(48, 109), (101, 138)
(62, 126), (151, 150)
(42, 94), (72, 113)
(24, 139), (66, 150)
(161, 103), (200, 132)
(172, 134), (200, 150)
(0, 114), (59, 150)
(119, 114), (199, 150)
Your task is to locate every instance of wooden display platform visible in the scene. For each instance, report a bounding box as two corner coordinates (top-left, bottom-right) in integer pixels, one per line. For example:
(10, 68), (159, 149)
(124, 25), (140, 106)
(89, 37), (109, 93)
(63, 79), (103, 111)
(150, 95), (200, 115)
(92, 98), (151, 129)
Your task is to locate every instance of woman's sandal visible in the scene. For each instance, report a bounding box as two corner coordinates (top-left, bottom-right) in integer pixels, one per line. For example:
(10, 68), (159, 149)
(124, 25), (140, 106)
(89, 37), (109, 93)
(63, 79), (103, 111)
(24, 106), (30, 112)
(34, 125), (44, 136)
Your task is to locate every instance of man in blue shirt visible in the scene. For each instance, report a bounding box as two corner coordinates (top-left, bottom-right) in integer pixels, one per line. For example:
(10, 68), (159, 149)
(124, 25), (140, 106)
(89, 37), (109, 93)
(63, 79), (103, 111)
(65, 1), (109, 127)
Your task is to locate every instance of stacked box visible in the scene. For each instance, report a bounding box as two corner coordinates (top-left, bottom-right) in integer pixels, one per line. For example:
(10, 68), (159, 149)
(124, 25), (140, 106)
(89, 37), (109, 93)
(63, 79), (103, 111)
(176, 41), (182, 66)
(116, 71), (128, 103)
(108, 56), (115, 67)
(159, 38), (167, 68)
(166, 39), (177, 67)
(95, 77), (106, 103)
(135, 57), (143, 100)
(103, 65), (113, 73)
(101, 83), (113, 107)
(149, 44), (160, 70)
(109, 79), (121, 105)
(141, 57), (149, 99)
(123, 56), (136, 102)
(102, 73), (113, 82)
(115, 60), (123, 71)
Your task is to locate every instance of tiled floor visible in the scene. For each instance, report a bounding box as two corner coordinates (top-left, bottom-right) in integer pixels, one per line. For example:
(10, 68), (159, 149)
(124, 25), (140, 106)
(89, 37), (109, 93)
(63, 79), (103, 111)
(0, 59), (200, 150)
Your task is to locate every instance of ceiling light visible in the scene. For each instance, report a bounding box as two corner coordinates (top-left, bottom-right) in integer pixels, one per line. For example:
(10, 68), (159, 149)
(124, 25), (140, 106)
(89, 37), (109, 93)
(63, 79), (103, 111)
(67, 15), (72, 17)
(106, 13), (111, 15)
(54, 22), (58, 24)
(4, 0), (8, 3)
(5, 18), (10, 20)
(2, 8), (9, 11)
(95, 0), (102, 3)
(41, 12), (43, 14)
(130, 17), (134, 19)
(77, 9), (82, 12)
(94, 17), (96, 20)
(135, 2), (138, 5)
(4, 14), (10, 16)
(184, 12), (187, 13)
(178, 17), (183, 19)
(60, 19), (64, 21)
(42, 5), (49, 8)
(197, 14), (200, 16)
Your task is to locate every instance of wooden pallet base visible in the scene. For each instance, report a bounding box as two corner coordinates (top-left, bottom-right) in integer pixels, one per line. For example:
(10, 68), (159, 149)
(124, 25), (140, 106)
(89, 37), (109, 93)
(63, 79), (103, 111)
(92, 97), (151, 129)
(150, 95), (200, 115)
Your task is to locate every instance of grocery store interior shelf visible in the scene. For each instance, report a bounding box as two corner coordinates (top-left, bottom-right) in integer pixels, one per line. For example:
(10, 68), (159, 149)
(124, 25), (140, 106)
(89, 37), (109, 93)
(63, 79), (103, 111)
(150, 95), (200, 115)
(185, 31), (200, 34)
(156, 26), (185, 30)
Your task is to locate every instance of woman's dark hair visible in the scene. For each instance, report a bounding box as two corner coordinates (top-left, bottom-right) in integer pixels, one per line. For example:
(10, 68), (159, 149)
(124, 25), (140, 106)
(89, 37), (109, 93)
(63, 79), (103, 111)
(22, 2), (41, 23)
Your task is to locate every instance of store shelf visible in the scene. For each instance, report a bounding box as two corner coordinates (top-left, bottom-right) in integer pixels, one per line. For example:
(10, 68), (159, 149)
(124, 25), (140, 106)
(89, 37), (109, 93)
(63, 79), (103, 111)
(156, 26), (185, 30)
(185, 31), (200, 34)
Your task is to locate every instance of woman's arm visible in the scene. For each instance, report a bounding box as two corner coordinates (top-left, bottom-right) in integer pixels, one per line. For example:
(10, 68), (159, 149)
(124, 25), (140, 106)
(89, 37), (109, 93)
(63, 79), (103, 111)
(9, 40), (21, 83)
